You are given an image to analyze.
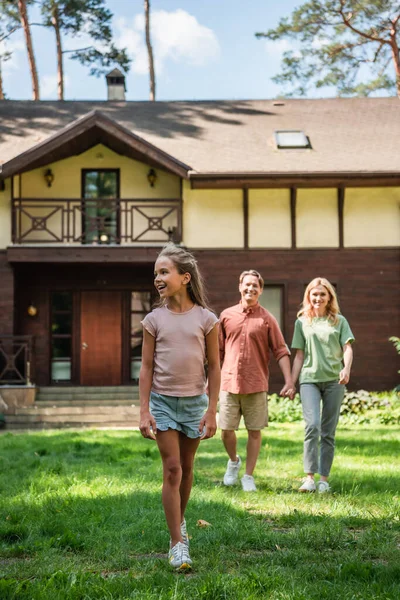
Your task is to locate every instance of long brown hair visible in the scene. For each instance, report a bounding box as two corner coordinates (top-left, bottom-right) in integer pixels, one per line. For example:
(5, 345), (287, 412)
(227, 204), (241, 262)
(154, 243), (210, 309)
(298, 277), (340, 325)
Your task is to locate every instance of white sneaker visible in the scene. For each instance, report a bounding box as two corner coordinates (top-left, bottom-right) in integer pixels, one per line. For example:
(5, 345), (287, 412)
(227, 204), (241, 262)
(298, 478), (316, 493)
(168, 541), (192, 570)
(241, 474), (257, 492)
(223, 456), (242, 486)
(317, 480), (331, 494)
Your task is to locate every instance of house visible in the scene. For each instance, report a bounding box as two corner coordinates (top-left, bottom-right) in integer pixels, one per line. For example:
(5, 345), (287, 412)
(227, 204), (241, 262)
(0, 73), (399, 400)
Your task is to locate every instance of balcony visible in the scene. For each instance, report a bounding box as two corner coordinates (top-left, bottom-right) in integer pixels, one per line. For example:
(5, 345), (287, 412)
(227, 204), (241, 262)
(12, 198), (182, 245)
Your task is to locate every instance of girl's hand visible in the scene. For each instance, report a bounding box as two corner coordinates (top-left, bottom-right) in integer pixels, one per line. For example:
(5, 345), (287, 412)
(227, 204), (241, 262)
(139, 411), (157, 440)
(339, 368), (350, 385)
(199, 410), (217, 440)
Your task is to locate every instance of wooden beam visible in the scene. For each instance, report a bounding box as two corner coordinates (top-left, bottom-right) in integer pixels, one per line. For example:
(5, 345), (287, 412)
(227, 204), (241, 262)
(338, 187), (344, 249)
(243, 188), (249, 249)
(290, 188), (296, 249)
(190, 174), (400, 189)
(7, 246), (160, 264)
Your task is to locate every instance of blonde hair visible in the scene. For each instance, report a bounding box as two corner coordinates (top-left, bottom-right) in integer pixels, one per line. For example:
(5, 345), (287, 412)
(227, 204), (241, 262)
(298, 277), (340, 324)
(155, 243), (210, 309)
(239, 270), (264, 289)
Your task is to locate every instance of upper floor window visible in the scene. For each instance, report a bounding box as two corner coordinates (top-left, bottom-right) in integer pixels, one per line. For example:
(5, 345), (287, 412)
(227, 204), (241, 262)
(82, 169), (120, 244)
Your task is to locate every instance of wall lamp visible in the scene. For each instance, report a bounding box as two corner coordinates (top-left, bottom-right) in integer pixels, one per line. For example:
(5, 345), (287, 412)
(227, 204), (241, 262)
(44, 168), (54, 187)
(147, 168), (157, 187)
(27, 304), (38, 317)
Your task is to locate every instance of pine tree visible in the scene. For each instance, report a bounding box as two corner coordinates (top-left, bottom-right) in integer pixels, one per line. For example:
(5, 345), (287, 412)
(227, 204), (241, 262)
(40, 0), (131, 100)
(256, 0), (400, 98)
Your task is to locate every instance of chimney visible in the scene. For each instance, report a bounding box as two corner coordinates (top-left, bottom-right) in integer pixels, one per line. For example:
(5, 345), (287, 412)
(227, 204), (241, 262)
(106, 68), (126, 101)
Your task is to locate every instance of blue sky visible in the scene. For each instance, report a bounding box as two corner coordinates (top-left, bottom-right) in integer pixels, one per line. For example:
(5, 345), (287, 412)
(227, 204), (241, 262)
(2, 0), (305, 101)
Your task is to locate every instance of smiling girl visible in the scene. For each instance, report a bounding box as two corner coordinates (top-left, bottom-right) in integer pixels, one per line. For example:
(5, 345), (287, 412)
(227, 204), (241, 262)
(139, 243), (220, 570)
(291, 277), (355, 493)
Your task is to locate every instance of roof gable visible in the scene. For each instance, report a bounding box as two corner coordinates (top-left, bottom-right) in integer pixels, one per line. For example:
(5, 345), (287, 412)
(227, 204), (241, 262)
(0, 110), (191, 179)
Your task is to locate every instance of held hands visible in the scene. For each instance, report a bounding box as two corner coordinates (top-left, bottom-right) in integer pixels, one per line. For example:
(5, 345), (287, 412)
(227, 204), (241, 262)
(139, 411), (157, 440)
(280, 382), (296, 400)
(199, 410), (217, 440)
(339, 368), (351, 385)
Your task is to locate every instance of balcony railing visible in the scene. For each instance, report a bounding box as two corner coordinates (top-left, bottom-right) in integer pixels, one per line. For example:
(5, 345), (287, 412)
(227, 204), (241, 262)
(12, 198), (182, 244)
(0, 336), (34, 385)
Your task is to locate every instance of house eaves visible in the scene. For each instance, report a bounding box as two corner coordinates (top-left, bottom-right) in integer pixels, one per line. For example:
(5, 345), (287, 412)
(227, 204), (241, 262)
(0, 110), (192, 180)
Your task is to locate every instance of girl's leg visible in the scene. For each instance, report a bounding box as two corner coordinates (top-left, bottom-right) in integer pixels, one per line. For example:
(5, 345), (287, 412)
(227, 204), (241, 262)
(156, 429), (184, 547)
(320, 382), (345, 478)
(300, 383), (322, 476)
(179, 432), (201, 520)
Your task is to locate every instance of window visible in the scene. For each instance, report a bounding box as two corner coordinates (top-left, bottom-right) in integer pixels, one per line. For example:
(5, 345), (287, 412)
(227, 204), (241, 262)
(258, 286), (283, 329)
(51, 291), (73, 382)
(82, 170), (119, 244)
(275, 130), (311, 149)
(130, 292), (152, 383)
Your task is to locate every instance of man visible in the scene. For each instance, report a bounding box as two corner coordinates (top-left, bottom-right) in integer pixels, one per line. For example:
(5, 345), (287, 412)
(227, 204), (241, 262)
(219, 270), (294, 491)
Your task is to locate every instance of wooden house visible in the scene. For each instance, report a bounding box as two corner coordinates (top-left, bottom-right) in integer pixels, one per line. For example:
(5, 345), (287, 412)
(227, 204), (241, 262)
(0, 77), (399, 403)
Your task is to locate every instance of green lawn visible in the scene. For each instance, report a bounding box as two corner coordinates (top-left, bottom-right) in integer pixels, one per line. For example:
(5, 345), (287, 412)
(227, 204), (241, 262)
(0, 423), (399, 599)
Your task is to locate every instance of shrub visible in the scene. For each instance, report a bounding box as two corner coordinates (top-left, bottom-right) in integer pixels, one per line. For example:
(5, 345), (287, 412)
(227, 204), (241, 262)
(267, 390), (400, 424)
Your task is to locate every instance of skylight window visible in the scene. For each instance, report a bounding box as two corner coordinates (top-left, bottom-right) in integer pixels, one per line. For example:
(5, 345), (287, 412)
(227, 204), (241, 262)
(275, 130), (311, 149)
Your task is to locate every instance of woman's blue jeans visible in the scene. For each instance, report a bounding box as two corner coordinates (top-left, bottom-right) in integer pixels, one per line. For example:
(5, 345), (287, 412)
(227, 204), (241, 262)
(300, 381), (345, 477)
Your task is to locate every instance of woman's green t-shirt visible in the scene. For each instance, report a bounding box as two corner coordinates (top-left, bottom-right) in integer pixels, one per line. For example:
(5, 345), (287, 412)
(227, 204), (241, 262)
(291, 315), (355, 384)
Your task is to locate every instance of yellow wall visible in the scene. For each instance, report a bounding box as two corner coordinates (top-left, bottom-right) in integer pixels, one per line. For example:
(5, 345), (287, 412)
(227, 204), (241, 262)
(183, 182), (243, 247)
(296, 188), (339, 248)
(248, 189), (291, 248)
(0, 179), (11, 248)
(19, 144), (180, 199)
(344, 187), (400, 247)
(12, 145), (180, 244)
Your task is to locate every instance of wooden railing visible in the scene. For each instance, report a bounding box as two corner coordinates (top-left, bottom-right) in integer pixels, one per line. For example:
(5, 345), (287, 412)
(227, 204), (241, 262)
(0, 336), (34, 385)
(12, 198), (182, 244)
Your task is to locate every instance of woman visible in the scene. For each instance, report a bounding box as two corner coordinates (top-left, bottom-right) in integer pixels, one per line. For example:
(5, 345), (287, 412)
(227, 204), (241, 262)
(291, 277), (354, 493)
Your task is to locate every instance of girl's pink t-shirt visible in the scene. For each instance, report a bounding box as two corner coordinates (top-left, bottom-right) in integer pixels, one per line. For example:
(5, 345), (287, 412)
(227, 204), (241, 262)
(142, 304), (218, 397)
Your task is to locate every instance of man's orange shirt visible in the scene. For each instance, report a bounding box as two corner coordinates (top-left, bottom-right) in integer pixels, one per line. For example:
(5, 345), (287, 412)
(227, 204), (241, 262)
(219, 302), (290, 394)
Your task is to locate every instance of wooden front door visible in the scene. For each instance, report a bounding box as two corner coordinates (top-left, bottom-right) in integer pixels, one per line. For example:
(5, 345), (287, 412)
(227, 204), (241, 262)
(80, 291), (122, 385)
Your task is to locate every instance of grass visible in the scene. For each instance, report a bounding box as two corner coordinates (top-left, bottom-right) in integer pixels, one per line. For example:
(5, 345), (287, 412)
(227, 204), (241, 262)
(0, 422), (399, 599)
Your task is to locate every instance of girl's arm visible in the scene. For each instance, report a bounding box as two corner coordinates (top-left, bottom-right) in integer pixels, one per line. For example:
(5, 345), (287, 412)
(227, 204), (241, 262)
(339, 343), (353, 385)
(139, 328), (157, 440)
(291, 349), (305, 390)
(200, 324), (221, 439)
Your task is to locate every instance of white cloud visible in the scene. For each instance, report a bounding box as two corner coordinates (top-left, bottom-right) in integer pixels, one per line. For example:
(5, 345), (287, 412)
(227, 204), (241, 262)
(116, 9), (220, 76)
(41, 73), (70, 99)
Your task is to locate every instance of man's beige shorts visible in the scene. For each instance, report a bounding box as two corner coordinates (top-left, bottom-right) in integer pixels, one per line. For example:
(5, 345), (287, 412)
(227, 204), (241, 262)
(218, 391), (268, 431)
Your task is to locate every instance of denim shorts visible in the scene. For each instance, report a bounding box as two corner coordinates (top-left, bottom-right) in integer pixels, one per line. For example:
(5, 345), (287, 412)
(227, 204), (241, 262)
(150, 391), (209, 438)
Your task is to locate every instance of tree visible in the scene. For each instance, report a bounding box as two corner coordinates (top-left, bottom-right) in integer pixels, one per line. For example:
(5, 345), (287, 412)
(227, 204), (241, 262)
(256, 1), (400, 98)
(1, 0), (40, 99)
(40, 0), (131, 100)
(144, 0), (156, 101)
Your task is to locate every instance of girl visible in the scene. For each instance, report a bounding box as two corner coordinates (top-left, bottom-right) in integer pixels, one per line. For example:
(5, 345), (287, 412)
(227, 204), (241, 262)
(139, 243), (220, 570)
(291, 277), (354, 493)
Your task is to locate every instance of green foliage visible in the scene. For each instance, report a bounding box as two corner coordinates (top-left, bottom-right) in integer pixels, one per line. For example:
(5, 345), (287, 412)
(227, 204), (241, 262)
(255, 0), (399, 97)
(268, 390), (400, 425)
(268, 393), (303, 422)
(389, 337), (400, 380)
(389, 336), (400, 354)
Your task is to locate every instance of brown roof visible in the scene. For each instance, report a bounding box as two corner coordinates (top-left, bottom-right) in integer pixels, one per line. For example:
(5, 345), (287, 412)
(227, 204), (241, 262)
(0, 97), (399, 175)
